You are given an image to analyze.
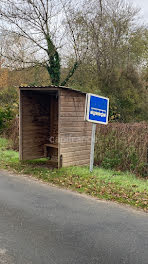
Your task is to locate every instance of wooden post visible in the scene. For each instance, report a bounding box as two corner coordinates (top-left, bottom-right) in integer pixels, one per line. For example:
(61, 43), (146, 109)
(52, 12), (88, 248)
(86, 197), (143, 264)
(19, 89), (23, 160)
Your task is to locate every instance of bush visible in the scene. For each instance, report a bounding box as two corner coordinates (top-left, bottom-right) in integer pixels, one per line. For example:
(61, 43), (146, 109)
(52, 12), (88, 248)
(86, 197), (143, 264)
(0, 105), (14, 132)
(5, 117), (19, 151)
(0, 87), (19, 134)
(95, 123), (148, 177)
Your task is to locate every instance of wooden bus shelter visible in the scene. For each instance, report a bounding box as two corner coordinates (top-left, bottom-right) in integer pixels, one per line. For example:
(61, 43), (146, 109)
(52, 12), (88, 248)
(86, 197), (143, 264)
(19, 86), (92, 168)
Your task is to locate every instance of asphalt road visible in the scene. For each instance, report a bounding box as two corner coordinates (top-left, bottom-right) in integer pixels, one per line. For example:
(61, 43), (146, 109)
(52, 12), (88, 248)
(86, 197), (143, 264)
(0, 170), (148, 264)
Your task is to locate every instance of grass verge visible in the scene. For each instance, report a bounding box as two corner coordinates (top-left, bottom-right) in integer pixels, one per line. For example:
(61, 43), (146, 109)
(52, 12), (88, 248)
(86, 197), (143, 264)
(0, 137), (148, 212)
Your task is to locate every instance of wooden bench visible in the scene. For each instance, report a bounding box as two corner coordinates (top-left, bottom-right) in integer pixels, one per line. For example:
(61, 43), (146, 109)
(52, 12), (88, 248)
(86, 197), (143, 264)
(44, 144), (58, 159)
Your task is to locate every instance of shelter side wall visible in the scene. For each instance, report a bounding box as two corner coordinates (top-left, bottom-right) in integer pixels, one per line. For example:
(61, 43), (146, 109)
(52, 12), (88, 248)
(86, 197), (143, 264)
(20, 90), (50, 160)
(59, 90), (92, 167)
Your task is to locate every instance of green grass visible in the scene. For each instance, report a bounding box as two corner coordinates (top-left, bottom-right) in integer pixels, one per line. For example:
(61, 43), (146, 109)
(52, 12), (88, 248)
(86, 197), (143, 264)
(0, 137), (148, 212)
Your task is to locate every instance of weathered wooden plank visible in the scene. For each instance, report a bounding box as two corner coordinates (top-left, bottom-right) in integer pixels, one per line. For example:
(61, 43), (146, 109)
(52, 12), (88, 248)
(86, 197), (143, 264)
(22, 115), (50, 120)
(23, 155), (44, 161)
(22, 143), (46, 148)
(60, 96), (85, 103)
(60, 127), (92, 133)
(23, 133), (49, 138)
(60, 141), (91, 148)
(59, 131), (92, 137)
(60, 101), (84, 107)
(60, 145), (91, 153)
(23, 128), (49, 132)
(62, 149), (90, 158)
(22, 144), (44, 149)
(60, 112), (84, 117)
(23, 121), (50, 125)
(19, 90), (23, 160)
(62, 159), (90, 167)
(60, 106), (85, 112)
(62, 153), (90, 163)
(23, 149), (44, 155)
(23, 124), (49, 128)
(59, 121), (91, 127)
(60, 116), (85, 122)
(20, 87), (59, 91)
(22, 139), (48, 144)
(58, 90), (61, 168)
(22, 138), (48, 144)
(60, 89), (84, 97)
(22, 102), (42, 106)
(23, 150), (44, 155)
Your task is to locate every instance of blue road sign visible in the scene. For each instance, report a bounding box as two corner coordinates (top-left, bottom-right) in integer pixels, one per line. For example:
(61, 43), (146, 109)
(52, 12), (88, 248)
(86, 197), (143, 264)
(85, 93), (109, 125)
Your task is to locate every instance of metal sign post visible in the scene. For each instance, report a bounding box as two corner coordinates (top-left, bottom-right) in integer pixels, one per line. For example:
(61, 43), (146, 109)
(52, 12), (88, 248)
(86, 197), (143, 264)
(84, 93), (109, 172)
(90, 123), (96, 172)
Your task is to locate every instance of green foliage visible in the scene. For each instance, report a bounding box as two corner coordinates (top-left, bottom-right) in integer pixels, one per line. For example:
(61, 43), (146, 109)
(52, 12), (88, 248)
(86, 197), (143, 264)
(0, 87), (19, 134)
(98, 65), (148, 122)
(129, 28), (148, 64)
(0, 87), (18, 105)
(0, 137), (10, 148)
(66, 60), (100, 94)
(101, 146), (139, 172)
(61, 62), (79, 87)
(46, 51), (61, 86)
(67, 60), (148, 122)
(95, 128), (148, 177)
(0, 106), (13, 132)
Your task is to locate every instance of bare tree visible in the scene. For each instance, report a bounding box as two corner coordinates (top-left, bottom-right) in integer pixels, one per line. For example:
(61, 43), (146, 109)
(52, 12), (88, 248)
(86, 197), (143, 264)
(0, 33), (36, 69)
(69, 0), (141, 87)
(0, 0), (83, 86)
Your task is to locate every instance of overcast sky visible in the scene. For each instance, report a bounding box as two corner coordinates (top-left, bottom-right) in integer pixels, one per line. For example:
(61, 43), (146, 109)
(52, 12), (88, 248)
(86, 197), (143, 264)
(129, 0), (148, 24)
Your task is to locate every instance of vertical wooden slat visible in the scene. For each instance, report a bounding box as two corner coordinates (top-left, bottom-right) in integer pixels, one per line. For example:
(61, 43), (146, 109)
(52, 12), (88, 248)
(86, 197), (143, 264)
(19, 90), (23, 160)
(58, 89), (61, 168)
